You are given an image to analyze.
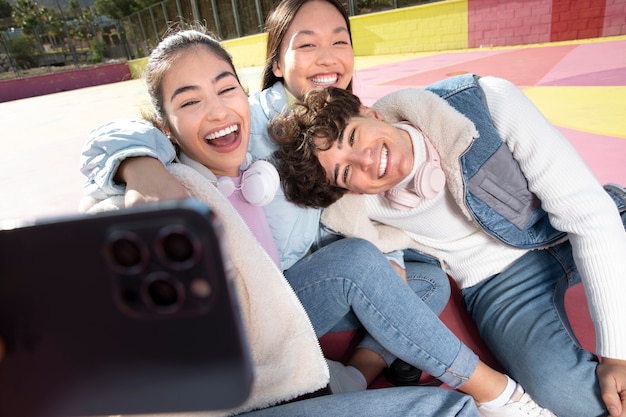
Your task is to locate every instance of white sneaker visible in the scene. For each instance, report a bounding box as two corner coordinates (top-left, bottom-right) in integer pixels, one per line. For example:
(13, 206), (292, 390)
(325, 359), (367, 394)
(476, 383), (557, 417)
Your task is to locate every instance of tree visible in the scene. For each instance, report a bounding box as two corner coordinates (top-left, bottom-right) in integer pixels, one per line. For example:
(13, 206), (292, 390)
(12, 0), (50, 36)
(11, 0), (53, 55)
(0, 0), (12, 19)
(5, 33), (37, 68)
(67, 0), (81, 19)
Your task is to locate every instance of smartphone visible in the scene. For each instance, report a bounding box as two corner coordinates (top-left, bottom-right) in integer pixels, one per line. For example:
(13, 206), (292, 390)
(0, 199), (252, 417)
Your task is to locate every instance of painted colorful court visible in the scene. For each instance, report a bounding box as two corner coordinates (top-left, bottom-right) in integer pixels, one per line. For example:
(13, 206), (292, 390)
(354, 37), (626, 188)
(1, 35), (624, 390)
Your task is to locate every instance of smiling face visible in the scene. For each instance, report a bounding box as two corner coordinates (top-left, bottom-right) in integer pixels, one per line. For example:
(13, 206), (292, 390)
(316, 108), (415, 194)
(272, 0), (354, 99)
(161, 46), (250, 177)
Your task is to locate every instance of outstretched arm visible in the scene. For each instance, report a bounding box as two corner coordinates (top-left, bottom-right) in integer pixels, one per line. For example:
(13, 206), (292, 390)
(80, 119), (186, 205)
(119, 156), (189, 207)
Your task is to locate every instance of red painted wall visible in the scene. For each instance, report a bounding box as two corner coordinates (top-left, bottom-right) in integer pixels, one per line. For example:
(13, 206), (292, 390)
(0, 62), (131, 103)
(468, 0), (626, 48)
(551, 0), (606, 41)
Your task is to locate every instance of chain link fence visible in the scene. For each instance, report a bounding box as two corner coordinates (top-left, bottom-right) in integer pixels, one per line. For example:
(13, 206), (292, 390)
(119, 0), (432, 59)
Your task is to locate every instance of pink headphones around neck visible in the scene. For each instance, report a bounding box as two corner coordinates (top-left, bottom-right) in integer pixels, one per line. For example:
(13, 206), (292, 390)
(384, 130), (446, 210)
(217, 157), (279, 207)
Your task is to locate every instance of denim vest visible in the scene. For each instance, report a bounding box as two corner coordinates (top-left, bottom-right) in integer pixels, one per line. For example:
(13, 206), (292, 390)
(425, 74), (568, 249)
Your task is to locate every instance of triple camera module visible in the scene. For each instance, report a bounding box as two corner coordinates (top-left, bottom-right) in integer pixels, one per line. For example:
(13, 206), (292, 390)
(104, 223), (213, 317)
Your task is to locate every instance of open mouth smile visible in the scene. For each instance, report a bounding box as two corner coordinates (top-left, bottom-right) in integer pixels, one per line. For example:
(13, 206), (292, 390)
(204, 124), (242, 151)
(311, 74), (339, 86)
(378, 144), (388, 178)
(205, 124), (238, 142)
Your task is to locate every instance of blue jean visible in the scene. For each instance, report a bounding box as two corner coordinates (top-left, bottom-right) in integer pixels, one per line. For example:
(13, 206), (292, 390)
(284, 238), (478, 388)
(462, 211), (626, 417)
(240, 386), (478, 416)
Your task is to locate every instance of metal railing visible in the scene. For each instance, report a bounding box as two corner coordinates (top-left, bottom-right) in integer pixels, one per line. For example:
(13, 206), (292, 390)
(120, 0), (435, 59)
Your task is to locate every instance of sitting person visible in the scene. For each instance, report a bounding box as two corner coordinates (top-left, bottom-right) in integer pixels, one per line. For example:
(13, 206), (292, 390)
(80, 0), (452, 391)
(80, 22), (555, 417)
(77, 22), (553, 416)
(268, 80), (626, 417)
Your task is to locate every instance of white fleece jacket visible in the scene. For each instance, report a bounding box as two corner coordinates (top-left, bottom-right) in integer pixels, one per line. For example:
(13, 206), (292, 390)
(81, 162), (328, 416)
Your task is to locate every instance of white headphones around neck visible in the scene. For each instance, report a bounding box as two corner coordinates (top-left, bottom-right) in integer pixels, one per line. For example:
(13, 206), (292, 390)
(217, 158), (279, 207)
(384, 129), (445, 210)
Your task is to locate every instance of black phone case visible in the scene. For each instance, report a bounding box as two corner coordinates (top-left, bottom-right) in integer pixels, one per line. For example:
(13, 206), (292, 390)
(0, 200), (252, 417)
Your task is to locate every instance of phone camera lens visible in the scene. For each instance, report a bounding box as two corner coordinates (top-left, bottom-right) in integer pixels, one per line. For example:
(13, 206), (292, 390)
(148, 279), (178, 306)
(156, 225), (200, 270)
(105, 231), (148, 274)
(111, 238), (141, 266)
(143, 272), (184, 313)
(163, 232), (193, 262)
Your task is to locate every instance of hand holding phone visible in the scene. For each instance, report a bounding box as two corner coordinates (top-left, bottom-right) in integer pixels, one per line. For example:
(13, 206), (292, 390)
(0, 200), (252, 417)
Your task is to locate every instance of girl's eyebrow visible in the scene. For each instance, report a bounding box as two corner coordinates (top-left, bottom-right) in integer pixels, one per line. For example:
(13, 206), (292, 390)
(295, 26), (349, 38)
(170, 71), (238, 102)
(170, 85), (197, 102)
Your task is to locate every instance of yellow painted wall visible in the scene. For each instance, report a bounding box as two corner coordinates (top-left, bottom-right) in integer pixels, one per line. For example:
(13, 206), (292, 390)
(221, 33), (269, 69)
(127, 33), (269, 79)
(128, 59), (147, 79)
(129, 0), (468, 77)
(351, 0), (467, 55)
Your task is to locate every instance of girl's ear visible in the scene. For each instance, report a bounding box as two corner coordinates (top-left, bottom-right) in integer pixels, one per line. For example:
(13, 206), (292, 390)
(157, 119), (171, 137)
(272, 60), (283, 78)
(359, 105), (385, 121)
(157, 119), (179, 146)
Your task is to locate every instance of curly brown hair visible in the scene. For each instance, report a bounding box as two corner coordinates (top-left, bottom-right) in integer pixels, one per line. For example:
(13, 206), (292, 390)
(269, 87), (363, 208)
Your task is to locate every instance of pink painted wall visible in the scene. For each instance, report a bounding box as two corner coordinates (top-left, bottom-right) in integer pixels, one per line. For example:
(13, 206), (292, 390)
(603, 0), (626, 36)
(0, 62), (131, 103)
(468, 0), (626, 48)
(469, 0), (552, 48)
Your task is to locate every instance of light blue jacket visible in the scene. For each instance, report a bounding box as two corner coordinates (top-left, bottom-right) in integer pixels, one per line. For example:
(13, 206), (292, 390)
(248, 82), (324, 269)
(81, 82), (403, 270)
